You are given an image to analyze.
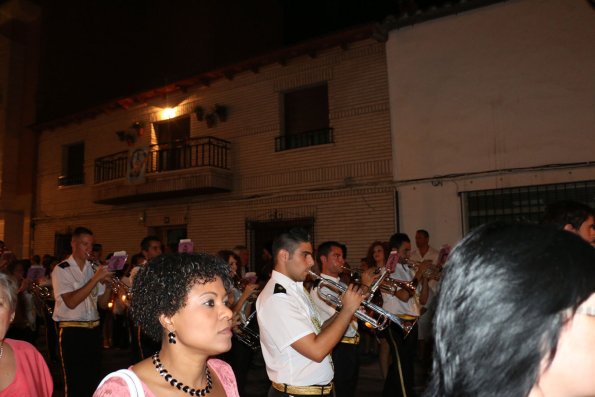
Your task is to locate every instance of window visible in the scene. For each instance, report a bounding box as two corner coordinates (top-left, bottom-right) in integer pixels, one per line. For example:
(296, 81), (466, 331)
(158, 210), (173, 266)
(59, 142), (84, 186)
(276, 83), (333, 151)
(462, 180), (595, 232)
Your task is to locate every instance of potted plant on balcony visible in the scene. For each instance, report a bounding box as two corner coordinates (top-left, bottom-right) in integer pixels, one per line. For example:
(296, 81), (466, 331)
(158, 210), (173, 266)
(214, 104), (228, 122)
(194, 106), (205, 121)
(116, 130), (137, 146)
(205, 112), (217, 128)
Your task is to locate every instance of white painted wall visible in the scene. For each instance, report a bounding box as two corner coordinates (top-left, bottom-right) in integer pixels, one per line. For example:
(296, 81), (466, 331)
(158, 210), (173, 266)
(387, 0), (595, 247)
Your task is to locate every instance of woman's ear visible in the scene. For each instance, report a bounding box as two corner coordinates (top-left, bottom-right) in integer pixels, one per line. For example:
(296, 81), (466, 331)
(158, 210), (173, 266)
(159, 313), (174, 332)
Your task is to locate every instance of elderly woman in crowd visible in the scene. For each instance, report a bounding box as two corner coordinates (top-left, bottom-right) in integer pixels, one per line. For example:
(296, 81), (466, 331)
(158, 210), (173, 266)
(0, 272), (53, 397)
(425, 223), (595, 397)
(94, 253), (239, 397)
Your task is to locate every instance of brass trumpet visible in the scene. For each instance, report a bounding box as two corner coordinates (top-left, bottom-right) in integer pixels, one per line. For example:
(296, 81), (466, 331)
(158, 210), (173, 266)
(235, 289), (260, 350)
(86, 253), (132, 302)
(308, 271), (415, 337)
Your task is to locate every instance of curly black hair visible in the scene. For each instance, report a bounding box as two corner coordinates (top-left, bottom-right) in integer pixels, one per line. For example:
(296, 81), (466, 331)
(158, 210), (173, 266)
(130, 253), (233, 342)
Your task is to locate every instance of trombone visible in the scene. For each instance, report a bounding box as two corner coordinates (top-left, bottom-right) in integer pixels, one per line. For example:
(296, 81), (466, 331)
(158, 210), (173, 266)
(308, 271), (416, 337)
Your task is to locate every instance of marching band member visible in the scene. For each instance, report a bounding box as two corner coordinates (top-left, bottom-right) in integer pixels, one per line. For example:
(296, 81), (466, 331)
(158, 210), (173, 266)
(309, 241), (360, 397)
(256, 229), (365, 397)
(51, 226), (112, 397)
(381, 233), (429, 397)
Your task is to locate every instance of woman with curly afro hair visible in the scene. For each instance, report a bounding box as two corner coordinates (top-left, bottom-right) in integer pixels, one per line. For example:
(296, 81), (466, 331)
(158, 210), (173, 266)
(94, 253), (240, 397)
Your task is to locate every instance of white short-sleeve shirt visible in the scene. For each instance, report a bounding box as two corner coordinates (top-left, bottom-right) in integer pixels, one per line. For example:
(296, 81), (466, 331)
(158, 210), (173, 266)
(381, 264), (420, 317)
(51, 255), (105, 322)
(310, 274), (358, 338)
(256, 270), (334, 386)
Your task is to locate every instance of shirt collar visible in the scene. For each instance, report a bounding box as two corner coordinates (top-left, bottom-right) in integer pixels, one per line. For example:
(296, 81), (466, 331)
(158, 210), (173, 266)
(271, 270), (303, 292)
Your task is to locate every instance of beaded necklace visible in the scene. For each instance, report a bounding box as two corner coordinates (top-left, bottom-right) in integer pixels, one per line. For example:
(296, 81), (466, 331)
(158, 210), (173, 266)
(152, 352), (212, 396)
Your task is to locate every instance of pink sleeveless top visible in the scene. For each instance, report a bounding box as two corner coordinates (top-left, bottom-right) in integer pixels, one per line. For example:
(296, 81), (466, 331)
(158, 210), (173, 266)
(93, 358), (239, 397)
(0, 338), (53, 397)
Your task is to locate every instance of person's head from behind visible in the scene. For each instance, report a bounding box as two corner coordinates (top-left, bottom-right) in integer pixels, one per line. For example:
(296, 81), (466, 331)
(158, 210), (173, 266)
(130, 253), (234, 356)
(272, 228), (314, 282)
(428, 223), (595, 397)
(0, 272), (18, 339)
(542, 200), (595, 246)
(71, 227), (94, 262)
(140, 235), (162, 260)
(366, 240), (389, 266)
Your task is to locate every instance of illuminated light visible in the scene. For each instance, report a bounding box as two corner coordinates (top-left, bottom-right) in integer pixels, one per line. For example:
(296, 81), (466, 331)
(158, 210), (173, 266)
(121, 295), (127, 302)
(365, 322), (373, 329)
(162, 107), (176, 119)
(108, 300), (114, 309)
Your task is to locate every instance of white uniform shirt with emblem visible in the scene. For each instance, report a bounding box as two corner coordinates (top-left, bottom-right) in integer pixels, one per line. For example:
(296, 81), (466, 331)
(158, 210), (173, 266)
(51, 255), (105, 322)
(310, 274), (358, 338)
(256, 270), (334, 386)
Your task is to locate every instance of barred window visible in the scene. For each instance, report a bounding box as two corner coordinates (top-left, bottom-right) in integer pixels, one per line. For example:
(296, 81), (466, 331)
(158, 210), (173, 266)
(461, 180), (595, 232)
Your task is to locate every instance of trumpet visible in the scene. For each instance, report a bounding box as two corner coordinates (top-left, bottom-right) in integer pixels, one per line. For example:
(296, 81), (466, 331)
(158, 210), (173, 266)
(86, 254), (132, 302)
(308, 271), (415, 337)
(29, 282), (54, 315)
(235, 289), (260, 350)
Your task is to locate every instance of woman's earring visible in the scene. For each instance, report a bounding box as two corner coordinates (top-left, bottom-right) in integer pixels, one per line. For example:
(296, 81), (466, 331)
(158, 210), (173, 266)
(168, 331), (176, 344)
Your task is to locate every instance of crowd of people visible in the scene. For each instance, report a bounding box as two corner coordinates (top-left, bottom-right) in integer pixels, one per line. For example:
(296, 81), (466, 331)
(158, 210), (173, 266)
(0, 200), (593, 397)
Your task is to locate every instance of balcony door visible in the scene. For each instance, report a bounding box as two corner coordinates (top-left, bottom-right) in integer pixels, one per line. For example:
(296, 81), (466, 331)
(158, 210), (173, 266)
(153, 116), (190, 171)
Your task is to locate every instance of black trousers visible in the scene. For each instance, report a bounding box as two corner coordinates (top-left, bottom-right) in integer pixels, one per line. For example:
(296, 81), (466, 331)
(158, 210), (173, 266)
(332, 342), (359, 397)
(382, 322), (418, 397)
(59, 325), (102, 397)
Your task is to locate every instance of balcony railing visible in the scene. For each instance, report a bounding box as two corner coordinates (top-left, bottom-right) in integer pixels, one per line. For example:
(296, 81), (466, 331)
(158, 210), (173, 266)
(58, 174), (85, 187)
(94, 136), (231, 184)
(275, 128), (334, 152)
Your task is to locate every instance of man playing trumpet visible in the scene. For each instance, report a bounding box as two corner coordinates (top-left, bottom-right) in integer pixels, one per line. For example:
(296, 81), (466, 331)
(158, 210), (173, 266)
(51, 226), (113, 397)
(309, 241), (360, 397)
(256, 229), (365, 397)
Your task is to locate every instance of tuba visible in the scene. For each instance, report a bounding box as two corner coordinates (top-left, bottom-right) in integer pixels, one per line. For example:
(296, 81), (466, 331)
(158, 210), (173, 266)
(234, 289), (261, 350)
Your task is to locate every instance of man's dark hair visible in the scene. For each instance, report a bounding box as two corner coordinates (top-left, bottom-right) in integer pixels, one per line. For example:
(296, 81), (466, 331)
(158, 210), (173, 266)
(130, 253), (233, 342)
(92, 243), (102, 252)
(541, 200), (595, 230)
(388, 233), (410, 250)
(426, 223), (595, 397)
(140, 235), (161, 252)
(416, 229), (430, 239)
(272, 228), (311, 261)
(72, 227), (93, 238)
(316, 241), (344, 264)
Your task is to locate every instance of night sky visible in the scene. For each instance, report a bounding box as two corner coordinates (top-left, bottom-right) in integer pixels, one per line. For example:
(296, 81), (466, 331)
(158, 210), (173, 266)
(36, 0), (399, 122)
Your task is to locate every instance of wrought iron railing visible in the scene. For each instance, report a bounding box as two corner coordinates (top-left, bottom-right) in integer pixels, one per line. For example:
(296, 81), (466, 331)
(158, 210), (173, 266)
(58, 174), (85, 186)
(275, 128), (334, 152)
(94, 136), (231, 184)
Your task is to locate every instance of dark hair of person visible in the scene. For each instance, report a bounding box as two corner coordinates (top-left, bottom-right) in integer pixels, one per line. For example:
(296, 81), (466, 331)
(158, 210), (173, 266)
(425, 223), (595, 397)
(130, 253), (234, 342)
(32, 255), (41, 264)
(72, 226), (93, 238)
(541, 200), (595, 230)
(272, 228), (311, 261)
(140, 235), (161, 252)
(92, 243), (102, 252)
(416, 229), (430, 239)
(388, 233), (410, 250)
(316, 241), (344, 265)
(366, 240), (389, 266)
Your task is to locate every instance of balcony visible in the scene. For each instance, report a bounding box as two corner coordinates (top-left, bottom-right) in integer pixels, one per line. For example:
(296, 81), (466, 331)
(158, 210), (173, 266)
(93, 136), (232, 204)
(275, 128), (334, 152)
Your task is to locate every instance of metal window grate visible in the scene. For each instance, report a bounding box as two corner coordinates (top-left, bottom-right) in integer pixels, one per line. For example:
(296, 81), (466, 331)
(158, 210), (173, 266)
(462, 180), (595, 232)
